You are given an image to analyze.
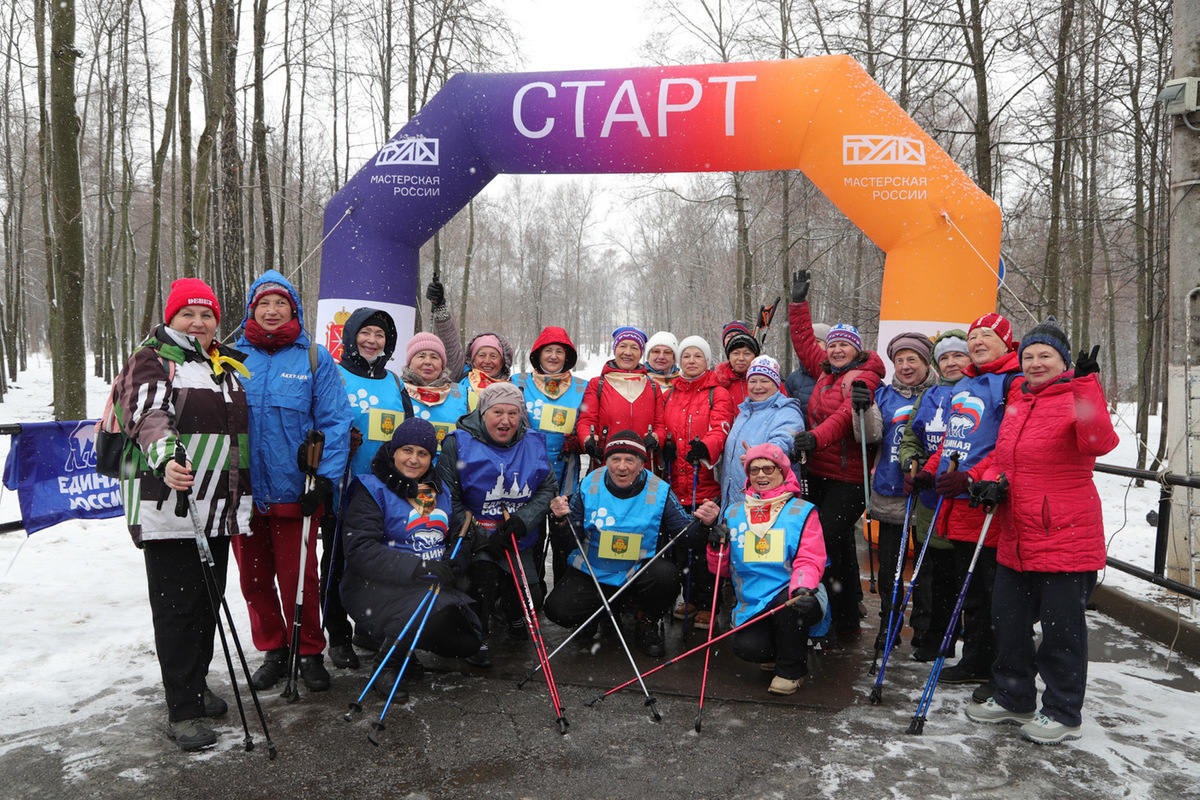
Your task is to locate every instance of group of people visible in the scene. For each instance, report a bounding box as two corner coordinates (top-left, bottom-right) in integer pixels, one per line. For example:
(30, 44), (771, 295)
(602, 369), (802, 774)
(112, 265), (1116, 752)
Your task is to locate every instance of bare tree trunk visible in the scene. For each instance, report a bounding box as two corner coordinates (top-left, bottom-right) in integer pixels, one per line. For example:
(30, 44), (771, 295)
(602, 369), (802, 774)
(189, 0), (232, 275)
(459, 199), (474, 344)
(220, 0), (246, 321)
(957, 0), (993, 196)
(1041, 0), (1076, 318)
(253, 0), (274, 277)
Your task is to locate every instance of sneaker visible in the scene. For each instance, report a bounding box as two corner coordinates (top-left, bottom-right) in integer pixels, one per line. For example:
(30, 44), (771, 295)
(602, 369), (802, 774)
(693, 610), (712, 630)
(673, 602), (697, 621)
(167, 718), (218, 752)
(966, 697), (1036, 725)
(465, 640), (492, 668)
(371, 665), (410, 702)
(911, 645), (941, 662)
(352, 632), (382, 652)
(328, 642), (360, 670)
(768, 675), (803, 695)
(250, 648), (289, 690)
(939, 663), (990, 684)
(635, 613), (665, 658)
(972, 681), (997, 704)
(1020, 712), (1082, 745)
(201, 688), (227, 718)
(298, 654), (331, 692)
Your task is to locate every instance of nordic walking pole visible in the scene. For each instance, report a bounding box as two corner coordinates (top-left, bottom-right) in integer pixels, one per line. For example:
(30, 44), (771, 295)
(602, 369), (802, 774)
(504, 510), (569, 734)
(870, 463), (918, 676)
(907, 475), (1004, 735)
(321, 455), (356, 622)
(695, 531), (726, 732)
(587, 594), (805, 707)
(870, 453), (958, 704)
(682, 467), (699, 641)
(516, 520), (701, 688)
(173, 442), (276, 758)
(282, 430), (325, 702)
(562, 514), (661, 721)
(855, 397), (876, 594)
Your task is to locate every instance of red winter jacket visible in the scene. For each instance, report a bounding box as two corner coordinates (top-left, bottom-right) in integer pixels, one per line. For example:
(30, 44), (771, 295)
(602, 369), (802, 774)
(789, 301), (885, 483)
(713, 361), (749, 409)
(662, 370), (736, 505)
(572, 360), (666, 456)
(982, 373), (1117, 572)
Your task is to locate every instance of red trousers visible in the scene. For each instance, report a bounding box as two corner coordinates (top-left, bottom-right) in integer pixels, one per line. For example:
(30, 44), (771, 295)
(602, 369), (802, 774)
(232, 509), (326, 655)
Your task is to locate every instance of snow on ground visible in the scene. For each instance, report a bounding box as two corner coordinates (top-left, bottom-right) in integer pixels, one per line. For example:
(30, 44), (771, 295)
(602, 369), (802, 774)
(0, 355), (1197, 779)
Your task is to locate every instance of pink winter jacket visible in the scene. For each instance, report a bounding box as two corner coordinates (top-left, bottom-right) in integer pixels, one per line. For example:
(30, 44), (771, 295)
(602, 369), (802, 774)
(983, 373), (1118, 572)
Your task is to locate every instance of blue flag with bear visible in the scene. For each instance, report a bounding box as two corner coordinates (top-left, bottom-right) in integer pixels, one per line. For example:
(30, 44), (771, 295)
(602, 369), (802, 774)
(2, 421), (123, 534)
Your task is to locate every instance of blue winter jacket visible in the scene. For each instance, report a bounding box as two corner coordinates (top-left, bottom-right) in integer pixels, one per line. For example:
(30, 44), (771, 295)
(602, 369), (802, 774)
(719, 391), (805, 509)
(236, 270), (353, 510)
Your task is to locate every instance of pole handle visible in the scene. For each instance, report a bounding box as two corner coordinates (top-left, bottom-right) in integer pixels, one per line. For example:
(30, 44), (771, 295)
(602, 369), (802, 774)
(299, 429), (326, 475)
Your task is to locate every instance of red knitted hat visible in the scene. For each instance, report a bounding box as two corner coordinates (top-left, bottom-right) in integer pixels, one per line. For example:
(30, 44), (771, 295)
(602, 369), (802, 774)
(164, 278), (221, 325)
(968, 312), (1014, 351)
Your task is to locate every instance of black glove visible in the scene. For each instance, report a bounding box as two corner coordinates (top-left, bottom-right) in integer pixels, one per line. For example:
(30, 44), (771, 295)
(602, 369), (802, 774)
(935, 470), (971, 498)
(686, 439), (708, 466)
(298, 475), (333, 517)
(791, 269), (810, 303)
(851, 379), (872, 413)
(417, 559), (455, 585)
(425, 279), (445, 307)
(793, 431), (818, 456)
(969, 478), (1008, 510)
(444, 540), (471, 576)
(662, 436), (678, 465)
(789, 587), (819, 619)
(496, 516), (526, 551)
(584, 435), (602, 461)
(643, 432), (659, 454)
(707, 523), (729, 548)
(1075, 344), (1100, 379)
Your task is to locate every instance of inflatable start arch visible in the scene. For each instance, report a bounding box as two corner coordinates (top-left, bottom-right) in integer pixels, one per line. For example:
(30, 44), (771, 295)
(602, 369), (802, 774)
(317, 55), (1001, 360)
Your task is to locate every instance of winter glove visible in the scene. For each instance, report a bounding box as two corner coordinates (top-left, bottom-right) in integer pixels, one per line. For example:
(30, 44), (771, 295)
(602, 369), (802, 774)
(789, 586), (819, 619)
(444, 540), (471, 577)
(425, 279), (446, 308)
(935, 469), (971, 498)
(851, 379), (872, 413)
(707, 523), (729, 548)
(661, 436), (678, 466)
(1074, 344), (1100, 379)
(298, 475), (333, 517)
(793, 431), (818, 456)
(791, 269), (810, 304)
(584, 435), (602, 461)
(686, 438), (708, 466)
(642, 432), (659, 454)
(968, 478), (1009, 511)
(349, 427), (364, 457)
(417, 559), (455, 585)
(496, 516), (526, 551)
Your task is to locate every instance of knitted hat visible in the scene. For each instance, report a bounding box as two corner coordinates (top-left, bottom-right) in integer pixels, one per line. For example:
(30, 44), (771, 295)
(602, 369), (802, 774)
(932, 329), (969, 364)
(164, 278), (221, 325)
(745, 355), (782, 387)
(742, 442), (791, 477)
(604, 429), (648, 461)
(388, 417), (439, 456)
(968, 312), (1015, 351)
(812, 323), (831, 343)
(612, 326), (648, 352)
(1019, 316), (1072, 369)
(477, 382), (526, 415)
(465, 331), (514, 378)
(250, 281), (293, 310)
(645, 331), (680, 363)
(677, 335), (713, 368)
(406, 332), (447, 367)
(826, 323), (862, 352)
(721, 320), (753, 349)
(724, 331), (761, 358)
(886, 332), (933, 365)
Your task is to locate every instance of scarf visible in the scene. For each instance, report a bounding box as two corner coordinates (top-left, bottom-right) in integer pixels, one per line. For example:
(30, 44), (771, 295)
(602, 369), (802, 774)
(532, 370), (572, 400)
(743, 491), (795, 536)
(402, 366), (453, 406)
(602, 364), (650, 403)
(243, 317), (301, 354)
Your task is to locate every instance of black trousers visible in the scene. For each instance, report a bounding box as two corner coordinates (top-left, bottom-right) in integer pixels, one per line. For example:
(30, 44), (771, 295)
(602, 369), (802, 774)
(805, 475), (866, 633)
(143, 536), (229, 722)
(544, 560), (680, 628)
(467, 549), (543, 636)
(874, 520), (905, 638)
(910, 546), (959, 649)
(319, 513), (354, 647)
(992, 566), (1096, 727)
(732, 589), (823, 680)
(384, 604), (483, 660)
(951, 540), (998, 673)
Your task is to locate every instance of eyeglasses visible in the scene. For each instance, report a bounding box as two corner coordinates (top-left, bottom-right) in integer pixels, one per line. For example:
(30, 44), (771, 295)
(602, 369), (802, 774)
(747, 464), (779, 476)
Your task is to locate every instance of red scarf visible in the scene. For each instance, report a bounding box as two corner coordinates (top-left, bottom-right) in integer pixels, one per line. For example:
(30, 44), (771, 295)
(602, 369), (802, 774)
(244, 318), (301, 353)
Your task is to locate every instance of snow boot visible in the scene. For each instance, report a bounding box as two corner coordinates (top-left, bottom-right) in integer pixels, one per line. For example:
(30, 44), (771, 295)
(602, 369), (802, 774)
(201, 688), (227, 718)
(635, 612), (665, 658)
(465, 639), (492, 668)
(767, 675), (803, 696)
(250, 647), (289, 690)
(328, 642), (360, 670)
(168, 718), (218, 752)
(298, 654), (331, 692)
(1020, 713), (1082, 745)
(966, 697), (1035, 725)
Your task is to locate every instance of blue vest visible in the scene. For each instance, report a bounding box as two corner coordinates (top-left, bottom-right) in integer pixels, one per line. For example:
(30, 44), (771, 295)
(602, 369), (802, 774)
(570, 469), (670, 586)
(453, 427), (551, 524)
(908, 384), (954, 509)
(339, 366), (409, 480)
(936, 371), (1015, 490)
(409, 383), (470, 453)
(723, 498), (827, 634)
(514, 372), (587, 491)
(872, 385), (918, 498)
(357, 474), (454, 561)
